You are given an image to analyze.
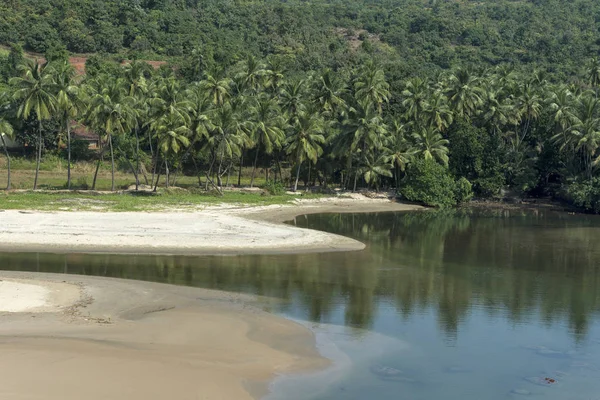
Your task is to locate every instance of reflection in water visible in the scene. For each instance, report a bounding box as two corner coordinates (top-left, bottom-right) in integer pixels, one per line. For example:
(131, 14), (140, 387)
(3, 209), (600, 399)
(2, 209), (600, 340)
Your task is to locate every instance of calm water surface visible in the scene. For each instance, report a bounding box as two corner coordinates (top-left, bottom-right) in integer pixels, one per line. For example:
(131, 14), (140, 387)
(2, 209), (600, 399)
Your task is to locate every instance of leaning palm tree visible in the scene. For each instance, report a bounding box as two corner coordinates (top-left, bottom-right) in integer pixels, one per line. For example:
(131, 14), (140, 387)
(247, 95), (285, 187)
(285, 110), (327, 192)
(412, 126), (450, 166)
(10, 59), (57, 189)
(53, 60), (83, 189)
(0, 117), (14, 190)
(312, 69), (347, 117)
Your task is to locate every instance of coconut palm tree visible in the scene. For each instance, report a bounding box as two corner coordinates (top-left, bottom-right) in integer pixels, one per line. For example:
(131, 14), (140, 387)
(401, 77), (430, 123)
(149, 112), (191, 189)
(198, 75), (231, 107)
(87, 76), (136, 191)
(443, 68), (484, 120)
(208, 103), (249, 187)
(280, 79), (306, 122)
(587, 58), (600, 90)
(10, 59), (57, 189)
(286, 110), (327, 192)
(385, 120), (416, 188)
(0, 117), (14, 190)
(424, 91), (453, 131)
(412, 126), (449, 166)
(354, 62), (390, 114)
(247, 95), (285, 187)
(53, 60), (83, 189)
(312, 69), (347, 117)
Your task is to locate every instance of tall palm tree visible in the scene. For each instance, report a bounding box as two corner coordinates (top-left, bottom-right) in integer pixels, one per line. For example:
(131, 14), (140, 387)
(424, 91), (453, 131)
(208, 103), (249, 187)
(149, 112), (191, 189)
(198, 75), (231, 107)
(0, 117), (14, 190)
(280, 79), (306, 122)
(354, 62), (390, 114)
(312, 69), (347, 117)
(412, 126), (449, 166)
(385, 120), (416, 188)
(443, 68), (484, 120)
(247, 95), (285, 187)
(401, 77), (430, 123)
(10, 59), (57, 189)
(236, 55), (267, 94)
(87, 76), (135, 191)
(587, 57), (600, 89)
(53, 60), (83, 189)
(285, 110), (327, 192)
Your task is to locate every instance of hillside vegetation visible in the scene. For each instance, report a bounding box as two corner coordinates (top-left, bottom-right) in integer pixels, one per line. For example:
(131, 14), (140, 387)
(1, 0), (600, 212)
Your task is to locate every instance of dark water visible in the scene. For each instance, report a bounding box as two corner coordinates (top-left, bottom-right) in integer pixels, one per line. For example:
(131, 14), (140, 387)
(2, 209), (600, 399)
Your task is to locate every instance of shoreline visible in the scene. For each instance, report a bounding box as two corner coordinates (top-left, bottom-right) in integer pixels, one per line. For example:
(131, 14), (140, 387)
(0, 197), (424, 256)
(0, 271), (329, 400)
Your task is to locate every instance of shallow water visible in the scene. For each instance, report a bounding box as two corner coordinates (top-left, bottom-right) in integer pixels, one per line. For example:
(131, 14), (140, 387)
(2, 209), (600, 399)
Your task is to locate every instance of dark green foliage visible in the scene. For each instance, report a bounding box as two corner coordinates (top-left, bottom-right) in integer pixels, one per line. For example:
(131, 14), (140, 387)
(567, 178), (600, 214)
(448, 121), (505, 198)
(400, 158), (459, 208)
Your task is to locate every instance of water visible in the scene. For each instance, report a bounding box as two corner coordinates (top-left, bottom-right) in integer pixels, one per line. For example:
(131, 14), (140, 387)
(2, 209), (600, 399)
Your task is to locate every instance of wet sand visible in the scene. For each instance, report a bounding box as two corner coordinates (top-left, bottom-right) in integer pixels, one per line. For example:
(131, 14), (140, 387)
(0, 197), (423, 255)
(0, 271), (328, 400)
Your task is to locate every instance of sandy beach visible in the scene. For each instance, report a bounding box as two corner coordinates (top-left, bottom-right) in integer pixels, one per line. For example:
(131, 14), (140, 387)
(0, 196), (422, 255)
(0, 271), (328, 400)
(0, 196), (423, 399)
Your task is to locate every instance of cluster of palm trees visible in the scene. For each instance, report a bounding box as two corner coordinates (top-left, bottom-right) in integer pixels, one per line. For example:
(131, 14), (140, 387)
(1, 55), (600, 194)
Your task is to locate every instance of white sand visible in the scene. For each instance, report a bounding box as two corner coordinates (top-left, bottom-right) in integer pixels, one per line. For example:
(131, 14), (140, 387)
(0, 280), (49, 312)
(0, 200), (421, 255)
(0, 278), (81, 313)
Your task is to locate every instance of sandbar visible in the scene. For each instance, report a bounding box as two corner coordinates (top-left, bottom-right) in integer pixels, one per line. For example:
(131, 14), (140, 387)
(0, 196), (423, 255)
(0, 271), (328, 400)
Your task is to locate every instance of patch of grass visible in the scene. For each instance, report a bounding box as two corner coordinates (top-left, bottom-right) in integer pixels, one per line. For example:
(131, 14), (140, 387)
(0, 190), (325, 212)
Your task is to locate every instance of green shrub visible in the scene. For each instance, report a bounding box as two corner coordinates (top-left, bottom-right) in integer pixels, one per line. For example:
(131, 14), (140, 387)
(567, 178), (600, 213)
(262, 180), (286, 195)
(454, 177), (474, 204)
(400, 159), (457, 208)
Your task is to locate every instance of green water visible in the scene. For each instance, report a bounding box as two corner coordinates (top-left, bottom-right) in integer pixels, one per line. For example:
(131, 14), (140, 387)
(2, 209), (600, 399)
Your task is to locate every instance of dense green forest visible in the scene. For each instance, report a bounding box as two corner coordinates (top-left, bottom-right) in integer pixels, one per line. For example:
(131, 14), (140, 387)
(2, 0), (600, 212)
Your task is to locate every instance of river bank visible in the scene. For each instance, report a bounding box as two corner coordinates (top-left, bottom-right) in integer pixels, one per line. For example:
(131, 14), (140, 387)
(0, 196), (423, 255)
(0, 271), (328, 400)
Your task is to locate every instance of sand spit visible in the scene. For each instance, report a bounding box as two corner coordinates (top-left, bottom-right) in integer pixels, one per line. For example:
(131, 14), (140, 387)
(0, 197), (423, 255)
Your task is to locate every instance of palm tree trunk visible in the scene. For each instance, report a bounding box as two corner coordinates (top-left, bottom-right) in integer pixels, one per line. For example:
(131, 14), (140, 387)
(250, 147), (260, 188)
(217, 149), (224, 187)
(153, 156), (162, 192)
(1, 134), (11, 190)
(238, 150), (244, 187)
(165, 159), (170, 188)
(353, 172), (358, 192)
(134, 125), (140, 191)
(108, 133), (115, 191)
(294, 160), (302, 192)
(33, 119), (43, 190)
(66, 116), (72, 190)
(149, 130), (155, 185)
(275, 153), (283, 183)
(306, 162), (311, 192)
(92, 155), (102, 190)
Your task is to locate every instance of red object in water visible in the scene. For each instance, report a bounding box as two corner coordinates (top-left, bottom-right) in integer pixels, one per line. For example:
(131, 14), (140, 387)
(544, 377), (556, 384)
